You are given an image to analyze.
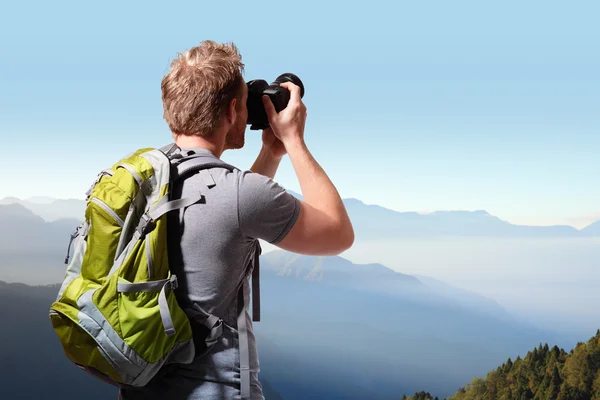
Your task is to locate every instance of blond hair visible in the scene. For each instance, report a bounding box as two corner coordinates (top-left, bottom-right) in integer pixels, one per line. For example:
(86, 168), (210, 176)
(161, 40), (245, 137)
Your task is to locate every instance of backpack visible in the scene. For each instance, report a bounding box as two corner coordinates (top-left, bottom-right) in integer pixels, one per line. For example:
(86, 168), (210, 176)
(49, 143), (261, 398)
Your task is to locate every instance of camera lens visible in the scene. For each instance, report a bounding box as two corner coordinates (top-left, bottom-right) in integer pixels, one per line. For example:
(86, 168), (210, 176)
(271, 73), (305, 98)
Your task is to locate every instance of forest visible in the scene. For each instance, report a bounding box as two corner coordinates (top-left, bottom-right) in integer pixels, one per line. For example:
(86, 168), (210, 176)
(402, 329), (600, 400)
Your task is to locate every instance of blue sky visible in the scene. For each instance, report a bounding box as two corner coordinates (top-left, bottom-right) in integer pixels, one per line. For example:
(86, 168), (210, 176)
(1, 0), (598, 228)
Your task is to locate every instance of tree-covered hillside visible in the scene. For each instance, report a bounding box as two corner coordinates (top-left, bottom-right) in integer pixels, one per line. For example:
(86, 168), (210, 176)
(403, 329), (600, 400)
(401, 392), (439, 400)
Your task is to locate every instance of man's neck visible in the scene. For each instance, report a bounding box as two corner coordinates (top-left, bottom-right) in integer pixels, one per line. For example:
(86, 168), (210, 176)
(173, 133), (224, 158)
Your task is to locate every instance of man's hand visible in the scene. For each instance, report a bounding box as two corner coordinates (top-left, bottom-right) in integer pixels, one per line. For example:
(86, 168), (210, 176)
(262, 82), (307, 148)
(261, 127), (287, 159)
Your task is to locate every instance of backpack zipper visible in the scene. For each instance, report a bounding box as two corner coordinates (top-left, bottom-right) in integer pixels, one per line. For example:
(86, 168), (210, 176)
(91, 198), (125, 227)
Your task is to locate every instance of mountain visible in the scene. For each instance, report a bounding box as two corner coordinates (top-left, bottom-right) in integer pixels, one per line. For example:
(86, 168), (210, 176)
(258, 250), (560, 342)
(260, 379), (286, 400)
(260, 250), (516, 321)
(0, 197), (85, 222)
(0, 194), (591, 398)
(414, 274), (516, 321)
(0, 281), (118, 400)
(3, 194), (598, 239)
(252, 251), (572, 399)
(0, 280), (286, 400)
(0, 202), (45, 220)
(0, 204), (80, 284)
(0, 203), (81, 250)
(344, 199), (586, 239)
(261, 249), (423, 291)
(1, 275), (553, 400)
(0, 196), (23, 204)
(0, 244), (572, 399)
(581, 220), (600, 236)
(289, 191), (593, 239)
(444, 329), (600, 400)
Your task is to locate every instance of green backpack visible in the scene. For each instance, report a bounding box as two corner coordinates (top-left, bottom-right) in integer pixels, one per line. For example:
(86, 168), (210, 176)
(49, 143), (261, 397)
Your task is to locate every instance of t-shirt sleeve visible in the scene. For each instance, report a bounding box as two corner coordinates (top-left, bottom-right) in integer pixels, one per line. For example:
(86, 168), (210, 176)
(237, 170), (300, 244)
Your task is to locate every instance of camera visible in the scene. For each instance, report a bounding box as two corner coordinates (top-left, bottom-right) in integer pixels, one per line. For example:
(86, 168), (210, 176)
(246, 73), (305, 130)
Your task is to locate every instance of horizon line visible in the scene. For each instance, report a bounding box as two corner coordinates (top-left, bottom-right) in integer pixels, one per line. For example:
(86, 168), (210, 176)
(1, 195), (598, 231)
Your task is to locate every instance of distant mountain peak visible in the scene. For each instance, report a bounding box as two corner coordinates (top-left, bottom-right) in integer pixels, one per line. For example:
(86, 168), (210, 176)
(342, 197), (364, 205)
(428, 209), (492, 216)
(287, 191), (506, 223)
(0, 202), (41, 218)
(582, 220), (600, 234)
(0, 196), (85, 223)
(0, 196), (22, 204)
(261, 249), (422, 286)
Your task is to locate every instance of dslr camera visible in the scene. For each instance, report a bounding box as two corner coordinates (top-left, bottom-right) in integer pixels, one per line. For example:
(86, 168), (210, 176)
(246, 73), (305, 130)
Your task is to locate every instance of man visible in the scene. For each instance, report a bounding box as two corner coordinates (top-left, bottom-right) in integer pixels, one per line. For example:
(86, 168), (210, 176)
(119, 40), (354, 400)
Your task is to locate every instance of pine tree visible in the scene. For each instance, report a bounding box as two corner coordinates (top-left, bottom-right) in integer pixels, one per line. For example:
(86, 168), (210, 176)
(412, 391), (434, 400)
(592, 370), (600, 399)
(534, 371), (550, 400)
(548, 364), (562, 399)
(581, 354), (595, 394)
(530, 347), (538, 363)
(504, 357), (513, 373)
(552, 345), (561, 360)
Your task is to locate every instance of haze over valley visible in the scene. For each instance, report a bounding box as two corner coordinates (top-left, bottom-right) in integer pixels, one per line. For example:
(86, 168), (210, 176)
(1, 194), (598, 398)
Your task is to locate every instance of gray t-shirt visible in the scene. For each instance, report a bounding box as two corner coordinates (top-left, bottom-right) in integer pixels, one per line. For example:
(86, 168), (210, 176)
(119, 148), (300, 400)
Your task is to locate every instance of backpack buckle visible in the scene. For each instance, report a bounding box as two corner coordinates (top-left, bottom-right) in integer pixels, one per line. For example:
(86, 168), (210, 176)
(169, 274), (178, 290)
(135, 213), (155, 239)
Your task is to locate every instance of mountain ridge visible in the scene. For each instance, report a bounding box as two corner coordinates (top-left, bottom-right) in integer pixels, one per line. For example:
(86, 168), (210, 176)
(0, 270), (569, 400)
(1, 195), (597, 237)
(292, 191), (593, 237)
(259, 250), (522, 324)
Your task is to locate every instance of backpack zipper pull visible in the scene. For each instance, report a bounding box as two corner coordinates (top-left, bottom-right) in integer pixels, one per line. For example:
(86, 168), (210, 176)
(64, 226), (80, 264)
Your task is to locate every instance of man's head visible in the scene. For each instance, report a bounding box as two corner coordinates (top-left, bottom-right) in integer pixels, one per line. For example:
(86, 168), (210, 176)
(161, 40), (247, 150)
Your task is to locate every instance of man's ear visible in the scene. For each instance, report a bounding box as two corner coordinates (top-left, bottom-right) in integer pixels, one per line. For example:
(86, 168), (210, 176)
(226, 98), (237, 124)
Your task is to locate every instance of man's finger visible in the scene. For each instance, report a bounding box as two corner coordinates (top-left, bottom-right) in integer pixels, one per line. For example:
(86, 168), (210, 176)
(262, 95), (277, 119)
(280, 82), (301, 103)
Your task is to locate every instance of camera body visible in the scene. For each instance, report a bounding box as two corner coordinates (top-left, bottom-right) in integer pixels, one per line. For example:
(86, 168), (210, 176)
(246, 73), (305, 130)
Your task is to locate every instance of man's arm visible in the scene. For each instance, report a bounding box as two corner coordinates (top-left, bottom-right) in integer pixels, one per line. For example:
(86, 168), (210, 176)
(261, 83), (354, 256)
(250, 145), (282, 180)
(275, 137), (354, 256)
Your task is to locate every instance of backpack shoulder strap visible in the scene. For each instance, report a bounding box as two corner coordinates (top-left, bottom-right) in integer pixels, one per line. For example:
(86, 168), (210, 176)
(159, 144), (238, 183)
(230, 240), (261, 399)
(159, 143), (261, 399)
(173, 155), (237, 182)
